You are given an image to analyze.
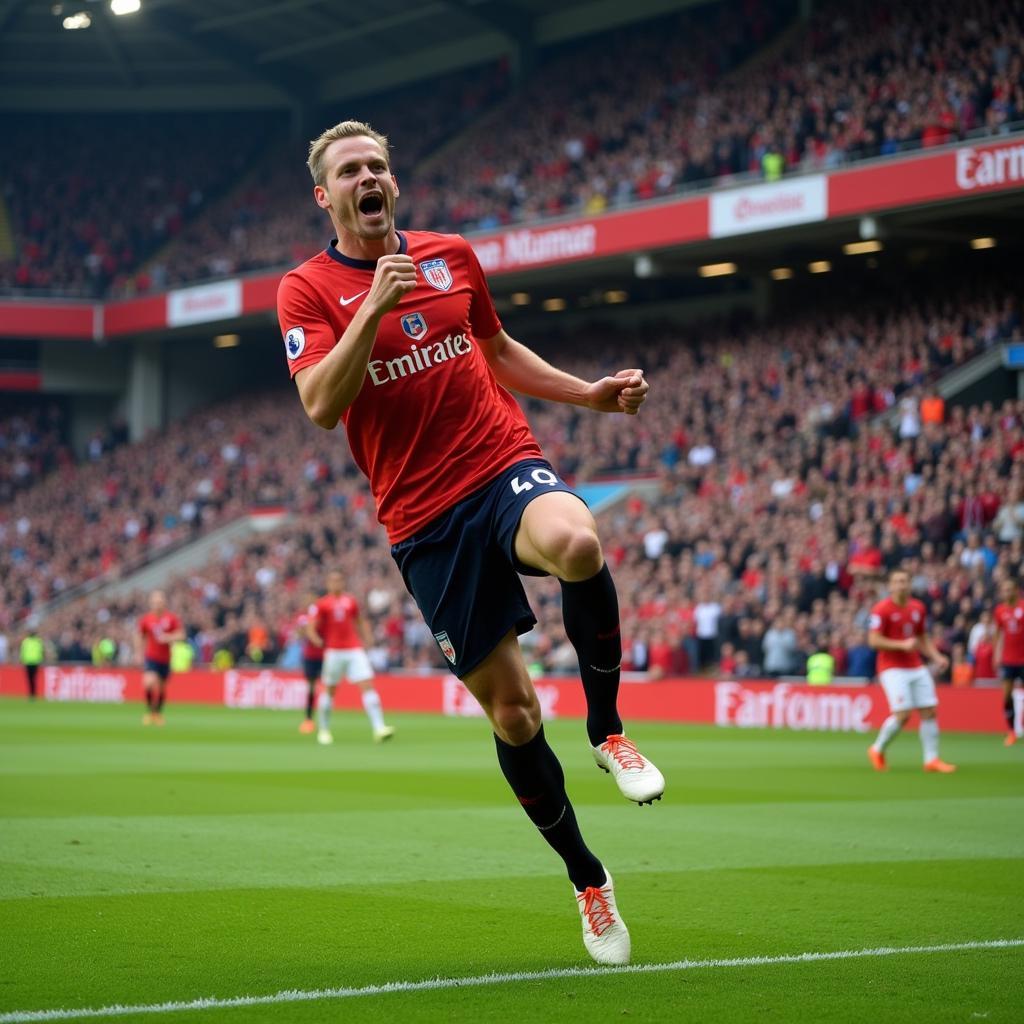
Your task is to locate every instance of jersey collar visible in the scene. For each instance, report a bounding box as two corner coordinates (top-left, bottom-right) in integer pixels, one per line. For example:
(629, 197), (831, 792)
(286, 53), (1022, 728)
(326, 231), (407, 270)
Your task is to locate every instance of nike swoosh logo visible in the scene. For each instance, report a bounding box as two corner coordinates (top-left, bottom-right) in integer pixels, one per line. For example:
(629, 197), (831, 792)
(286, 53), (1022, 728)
(339, 290), (368, 306)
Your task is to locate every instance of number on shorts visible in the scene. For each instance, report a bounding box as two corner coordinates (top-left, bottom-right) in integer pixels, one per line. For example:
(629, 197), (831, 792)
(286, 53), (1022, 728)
(511, 468), (558, 494)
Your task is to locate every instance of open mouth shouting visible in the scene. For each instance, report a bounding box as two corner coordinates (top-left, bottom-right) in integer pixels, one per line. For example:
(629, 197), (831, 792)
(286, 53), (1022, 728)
(358, 190), (386, 220)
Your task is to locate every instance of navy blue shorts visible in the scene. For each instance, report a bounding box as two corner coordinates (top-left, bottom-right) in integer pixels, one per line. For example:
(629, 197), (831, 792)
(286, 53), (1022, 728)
(1002, 664), (1024, 684)
(391, 458), (582, 678)
(144, 658), (170, 681)
(302, 657), (323, 684)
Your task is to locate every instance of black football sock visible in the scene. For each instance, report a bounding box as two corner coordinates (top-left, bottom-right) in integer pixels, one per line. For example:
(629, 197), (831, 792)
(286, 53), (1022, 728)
(305, 685), (316, 719)
(145, 687), (155, 712)
(155, 687), (167, 713)
(1004, 694), (1015, 730)
(494, 726), (605, 891)
(560, 563), (624, 746)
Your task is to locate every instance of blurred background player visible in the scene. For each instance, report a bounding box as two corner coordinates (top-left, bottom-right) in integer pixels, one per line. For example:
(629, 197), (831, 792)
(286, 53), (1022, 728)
(295, 591), (323, 735)
(867, 568), (955, 773)
(307, 570), (393, 745)
(279, 120), (662, 966)
(993, 578), (1024, 746)
(136, 590), (185, 726)
(19, 626), (45, 701)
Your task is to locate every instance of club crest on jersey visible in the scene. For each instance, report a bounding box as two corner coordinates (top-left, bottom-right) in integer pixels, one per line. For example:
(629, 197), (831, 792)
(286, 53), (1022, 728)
(434, 631), (457, 664)
(401, 312), (428, 340)
(420, 258), (453, 292)
(284, 327), (305, 360)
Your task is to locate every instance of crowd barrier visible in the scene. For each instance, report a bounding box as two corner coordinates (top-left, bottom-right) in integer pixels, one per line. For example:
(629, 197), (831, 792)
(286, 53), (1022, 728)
(0, 665), (1004, 733)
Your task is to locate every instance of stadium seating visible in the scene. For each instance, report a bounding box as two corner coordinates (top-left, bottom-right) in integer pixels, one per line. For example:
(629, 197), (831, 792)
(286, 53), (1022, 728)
(7, 273), (1020, 681)
(0, 112), (277, 297)
(2, 0), (1020, 296)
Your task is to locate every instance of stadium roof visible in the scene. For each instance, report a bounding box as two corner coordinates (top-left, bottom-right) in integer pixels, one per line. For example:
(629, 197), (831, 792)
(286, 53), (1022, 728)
(1, 0), (712, 112)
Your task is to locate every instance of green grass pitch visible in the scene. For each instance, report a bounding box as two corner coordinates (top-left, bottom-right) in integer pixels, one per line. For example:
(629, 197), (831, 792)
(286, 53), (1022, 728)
(1, 697), (1021, 1023)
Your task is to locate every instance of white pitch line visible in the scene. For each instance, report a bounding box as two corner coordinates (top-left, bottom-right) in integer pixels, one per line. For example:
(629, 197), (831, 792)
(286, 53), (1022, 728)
(1, 938), (1021, 1023)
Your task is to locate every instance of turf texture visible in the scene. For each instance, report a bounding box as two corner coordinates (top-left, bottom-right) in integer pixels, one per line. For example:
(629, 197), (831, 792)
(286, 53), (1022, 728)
(0, 697), (1021, 1023)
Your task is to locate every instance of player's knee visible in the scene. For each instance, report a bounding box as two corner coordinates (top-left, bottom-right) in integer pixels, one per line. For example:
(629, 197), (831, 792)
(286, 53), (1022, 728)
(551, 525), (603, 582)
(490, 694), (541, 744)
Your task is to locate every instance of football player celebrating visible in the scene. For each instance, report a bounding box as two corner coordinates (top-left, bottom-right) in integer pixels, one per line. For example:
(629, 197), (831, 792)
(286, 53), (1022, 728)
(993, 577), (1024, 746)
(867, 568), (956, 773)
(277, 120), (664, 965)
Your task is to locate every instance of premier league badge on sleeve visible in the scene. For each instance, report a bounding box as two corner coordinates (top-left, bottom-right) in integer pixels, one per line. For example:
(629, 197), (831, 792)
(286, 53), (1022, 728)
(284, 327), (305, 360)
(400, 312), (428, 340)
(419, 258), (453, 292)
(434, 631), (457, 664)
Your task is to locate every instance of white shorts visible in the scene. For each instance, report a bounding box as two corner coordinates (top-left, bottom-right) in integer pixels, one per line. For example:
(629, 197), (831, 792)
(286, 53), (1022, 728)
(879, 667), (937, 713)
(321, 647), (374, 686)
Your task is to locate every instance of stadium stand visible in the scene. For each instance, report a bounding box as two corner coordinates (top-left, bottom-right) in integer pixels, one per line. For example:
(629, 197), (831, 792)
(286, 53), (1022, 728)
(0, 402), (72, 505)
(2, 0), (1020, 297)
(0, 112), (278, 297)
(7, 272), (1020, 682)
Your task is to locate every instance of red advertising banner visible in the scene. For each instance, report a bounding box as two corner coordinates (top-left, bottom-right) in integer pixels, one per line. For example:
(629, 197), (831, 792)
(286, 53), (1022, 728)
(829, 137), (1024, 217)
(0, 666), (1003, 733)
(0, 300), (95, 339)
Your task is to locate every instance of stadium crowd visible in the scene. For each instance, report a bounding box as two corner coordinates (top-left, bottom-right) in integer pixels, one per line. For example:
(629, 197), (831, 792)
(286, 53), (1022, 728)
(3, 272), (1020, 685)
(2, 0), (1021, 297)
(0, 112), (275, 297)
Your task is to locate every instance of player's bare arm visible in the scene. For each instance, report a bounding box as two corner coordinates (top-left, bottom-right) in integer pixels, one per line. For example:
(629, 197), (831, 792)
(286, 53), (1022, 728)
(304, 622), (324, 648)
(355, 614), (374, 651)
(868, 631), (917, 652)
(480, 328), (648, 415)
(918, 634), (950, 673)
(295, 254), (416, 428)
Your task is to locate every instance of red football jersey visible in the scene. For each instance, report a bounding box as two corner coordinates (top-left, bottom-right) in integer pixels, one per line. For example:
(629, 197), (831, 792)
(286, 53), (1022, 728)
(994, 601), (1024, 665)
(869, 596), (926, 673)
(138, 611), (181, 664)
(314, 594), (362, 650)
(295, 609), (323, 661)
(277, 231), (542, 542)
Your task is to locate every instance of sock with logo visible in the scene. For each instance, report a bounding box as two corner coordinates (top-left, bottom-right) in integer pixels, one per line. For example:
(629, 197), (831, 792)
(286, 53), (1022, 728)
(361, 688), (386, 731)
(919, 717), (940, 762)
(560, 564), (624, 746)
(494, 725), (605, 891)
(872, 714), (902, 752)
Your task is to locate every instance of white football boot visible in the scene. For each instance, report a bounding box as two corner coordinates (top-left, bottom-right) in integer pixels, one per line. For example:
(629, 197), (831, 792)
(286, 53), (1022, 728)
(317, 729), (334, 746)
(373, 725), (395, 743)
(575, 867), (630, 965)
(592, 734), (665, 805)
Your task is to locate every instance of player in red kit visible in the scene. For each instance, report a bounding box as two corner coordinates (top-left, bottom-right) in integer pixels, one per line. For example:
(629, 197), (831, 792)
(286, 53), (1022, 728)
(277, 120), (664, 966)
(294, 591), (322, 735)
(866, 568), (955, 773)
(993, 577), (1024, 745)
(305, 570), (392, 744)
(136, 590), (185, 726)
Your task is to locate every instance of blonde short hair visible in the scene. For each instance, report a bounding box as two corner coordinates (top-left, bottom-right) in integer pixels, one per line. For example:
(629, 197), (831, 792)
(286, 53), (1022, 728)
(307, 120), (391, 187)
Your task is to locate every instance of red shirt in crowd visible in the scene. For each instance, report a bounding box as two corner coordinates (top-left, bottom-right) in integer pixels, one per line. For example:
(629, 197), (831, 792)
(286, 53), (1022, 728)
(994, 600), (1024, 667)
(278, 231), (542, 542)
(313, 594), (363, 651)
(138, 611), (182, 664)
(869, 596), (926, 673)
